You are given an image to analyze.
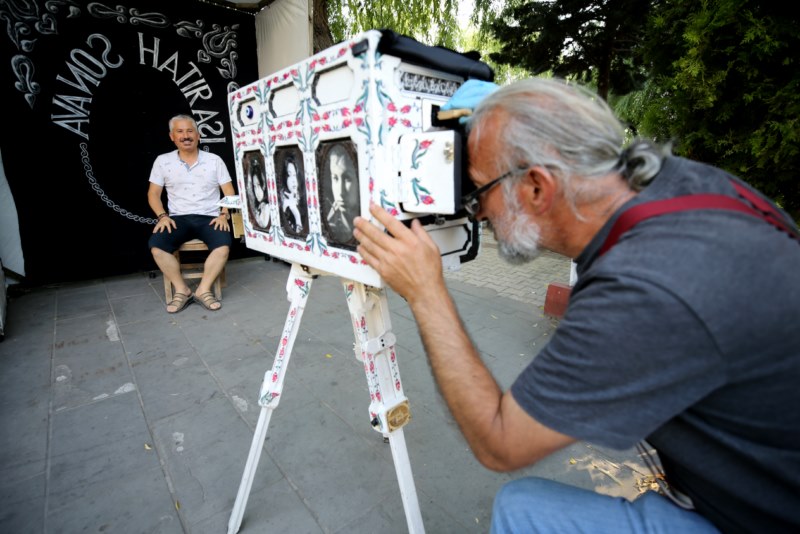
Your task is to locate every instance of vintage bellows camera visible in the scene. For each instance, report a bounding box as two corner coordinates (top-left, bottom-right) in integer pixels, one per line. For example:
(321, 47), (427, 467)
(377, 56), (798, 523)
(228, 29), (494, 286)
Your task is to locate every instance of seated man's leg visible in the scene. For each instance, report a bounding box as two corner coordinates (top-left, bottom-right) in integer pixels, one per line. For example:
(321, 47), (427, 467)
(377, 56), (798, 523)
(149, 217), (193, 312)
(191, 215), (232, 311)
(491, 477), (719, 534)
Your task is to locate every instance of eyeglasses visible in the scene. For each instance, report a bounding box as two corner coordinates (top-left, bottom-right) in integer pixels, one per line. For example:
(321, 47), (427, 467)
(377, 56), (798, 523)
(461, 167), (528, 219)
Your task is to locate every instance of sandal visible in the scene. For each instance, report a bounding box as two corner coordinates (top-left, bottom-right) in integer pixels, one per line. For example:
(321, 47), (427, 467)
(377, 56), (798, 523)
(196, 291), (222, 311)
(167, 292), (193, 314)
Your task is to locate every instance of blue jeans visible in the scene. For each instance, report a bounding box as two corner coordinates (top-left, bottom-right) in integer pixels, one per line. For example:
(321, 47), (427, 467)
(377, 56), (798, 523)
(491, 478), (720, 534)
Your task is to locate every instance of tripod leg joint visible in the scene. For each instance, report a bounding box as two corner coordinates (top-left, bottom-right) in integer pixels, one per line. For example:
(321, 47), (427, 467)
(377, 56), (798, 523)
(361, 330), (397, 355)
(370, 398), (412, 433)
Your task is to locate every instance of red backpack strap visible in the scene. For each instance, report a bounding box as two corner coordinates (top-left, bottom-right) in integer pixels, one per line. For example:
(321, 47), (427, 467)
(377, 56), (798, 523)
(598, 191), (799, 257)
(729, 181), (800, 239)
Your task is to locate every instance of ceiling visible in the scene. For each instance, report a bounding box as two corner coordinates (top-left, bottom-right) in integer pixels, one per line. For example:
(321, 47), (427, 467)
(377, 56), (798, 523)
(211, 0), (277, 13)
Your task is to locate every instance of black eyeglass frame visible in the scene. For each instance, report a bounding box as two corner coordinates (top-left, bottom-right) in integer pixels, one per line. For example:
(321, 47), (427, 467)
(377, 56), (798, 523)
(461, 166), (528, 219)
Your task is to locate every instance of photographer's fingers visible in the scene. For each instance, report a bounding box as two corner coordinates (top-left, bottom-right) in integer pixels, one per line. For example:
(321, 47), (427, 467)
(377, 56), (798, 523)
(355, 238), (380, 270)
(352, 216), (389, 261)
(354, 205), (445, 304)
(369, 203), (412, 239)
(354, 205), (409, 260)
(410, 218), (440, 252)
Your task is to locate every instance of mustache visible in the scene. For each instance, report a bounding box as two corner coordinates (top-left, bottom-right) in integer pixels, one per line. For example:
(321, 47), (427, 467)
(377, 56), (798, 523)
(180, 137), (195, 142)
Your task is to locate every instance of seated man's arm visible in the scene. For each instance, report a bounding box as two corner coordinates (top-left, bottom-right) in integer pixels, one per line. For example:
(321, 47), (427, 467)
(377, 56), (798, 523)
(354, 205), (575, 472)
(148, 183), (175, 234)
(209, 181), (237, 231)
(221, 181), (236, 198)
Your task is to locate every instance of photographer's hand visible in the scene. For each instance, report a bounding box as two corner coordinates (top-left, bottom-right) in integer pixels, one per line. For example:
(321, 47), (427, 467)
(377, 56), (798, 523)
(354, 204), (444, 306)
(355, 205), (575, 472)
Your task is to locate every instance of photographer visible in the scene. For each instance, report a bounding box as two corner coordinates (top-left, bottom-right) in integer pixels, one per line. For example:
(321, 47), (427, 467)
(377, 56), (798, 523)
(354, 78), (800, 533)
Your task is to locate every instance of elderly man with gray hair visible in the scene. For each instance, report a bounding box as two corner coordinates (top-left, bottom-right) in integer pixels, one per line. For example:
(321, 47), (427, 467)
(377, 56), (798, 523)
(147, 114), (236, 313)
(354, 78), (800, 533)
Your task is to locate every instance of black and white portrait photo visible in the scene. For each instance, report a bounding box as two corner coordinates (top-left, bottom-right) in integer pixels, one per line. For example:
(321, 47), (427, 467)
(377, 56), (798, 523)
(318, 141), (360, 248)
(243, 151), (270, 231)
(274, 147), (307, 237)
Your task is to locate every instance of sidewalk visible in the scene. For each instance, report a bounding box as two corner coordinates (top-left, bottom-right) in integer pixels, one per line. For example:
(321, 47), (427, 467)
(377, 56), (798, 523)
(0, 232), (651, 533)
(446, 226), (573, 309)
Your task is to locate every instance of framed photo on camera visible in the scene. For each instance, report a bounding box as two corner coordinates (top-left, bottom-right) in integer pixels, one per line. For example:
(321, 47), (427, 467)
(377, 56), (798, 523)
(317, 140), (360, 250)
(274, 146), (308, 238)
(242, 150), (270, 231)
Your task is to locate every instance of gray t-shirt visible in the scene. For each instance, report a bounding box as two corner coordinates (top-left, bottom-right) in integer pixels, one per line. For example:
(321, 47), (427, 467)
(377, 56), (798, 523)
(511, 156), (800, 533)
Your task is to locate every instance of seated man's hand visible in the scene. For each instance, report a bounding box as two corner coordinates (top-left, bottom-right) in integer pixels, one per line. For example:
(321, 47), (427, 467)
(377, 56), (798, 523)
(354, 204), (444, 306)
(153, 216), (176, 234)
(211, 214), (230, 232)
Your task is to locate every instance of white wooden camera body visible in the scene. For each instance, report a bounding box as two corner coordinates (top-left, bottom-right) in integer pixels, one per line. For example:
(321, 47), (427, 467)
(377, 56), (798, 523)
(228, 30), (489, 286)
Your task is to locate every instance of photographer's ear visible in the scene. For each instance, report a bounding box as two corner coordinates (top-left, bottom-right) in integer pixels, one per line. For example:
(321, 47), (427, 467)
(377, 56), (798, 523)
(520, 166), (557, 216)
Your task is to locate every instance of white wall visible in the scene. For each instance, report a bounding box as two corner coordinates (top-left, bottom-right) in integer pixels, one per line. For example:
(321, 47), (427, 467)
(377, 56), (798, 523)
(255, 0), (312, 78)
(0, 149), (24, 278)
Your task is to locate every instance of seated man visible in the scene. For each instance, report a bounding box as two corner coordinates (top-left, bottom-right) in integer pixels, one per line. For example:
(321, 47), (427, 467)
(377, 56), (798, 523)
(147, 114), (235, 313)
(354, 79), (800, 532)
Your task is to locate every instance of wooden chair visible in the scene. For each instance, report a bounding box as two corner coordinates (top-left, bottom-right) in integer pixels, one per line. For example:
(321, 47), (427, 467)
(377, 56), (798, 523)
(164, 239), (226, 303)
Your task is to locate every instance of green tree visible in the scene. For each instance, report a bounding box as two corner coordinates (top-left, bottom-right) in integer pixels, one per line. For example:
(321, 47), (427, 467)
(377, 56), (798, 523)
(635, 0), (800, 219)
(459, 17), (532, 84)
(315, 0), (511, 78)
(488, 0), (652, 100)
(322, 0), (459, 48)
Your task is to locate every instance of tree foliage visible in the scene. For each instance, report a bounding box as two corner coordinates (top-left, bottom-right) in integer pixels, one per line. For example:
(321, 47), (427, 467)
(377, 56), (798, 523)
(323, 0), (460, 48)
(633, 0), (800, 219)
(314, 0), (799, 218)
(488, 0), (652, 99)
(315, 0), (514, 79)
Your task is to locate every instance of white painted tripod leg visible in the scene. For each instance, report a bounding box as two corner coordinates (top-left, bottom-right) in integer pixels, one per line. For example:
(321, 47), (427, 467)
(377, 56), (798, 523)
(343, 281), (425, 534)
(227, 406), (273, 534)
(228, 264), (315, 534)
(388, 429), (425, 534)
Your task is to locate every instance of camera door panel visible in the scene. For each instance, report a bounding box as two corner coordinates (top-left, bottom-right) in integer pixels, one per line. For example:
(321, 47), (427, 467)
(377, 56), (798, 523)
(399, 131), (460, 214)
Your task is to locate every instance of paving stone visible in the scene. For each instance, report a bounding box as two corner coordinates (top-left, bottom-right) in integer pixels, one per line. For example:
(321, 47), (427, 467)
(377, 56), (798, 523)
(49, 393), (157, 507)
(55, 286), (110, 320)
(0, 473), (45, 533)
(151, 396), (282, 527)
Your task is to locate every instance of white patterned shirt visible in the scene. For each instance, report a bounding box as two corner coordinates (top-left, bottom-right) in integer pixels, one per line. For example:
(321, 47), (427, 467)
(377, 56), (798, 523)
(149, 150), (232, 217)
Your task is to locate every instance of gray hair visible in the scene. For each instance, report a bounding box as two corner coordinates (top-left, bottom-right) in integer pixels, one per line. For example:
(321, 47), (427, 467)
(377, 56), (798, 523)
(168, 114), (198, 132)
(470, 78), (667, 210)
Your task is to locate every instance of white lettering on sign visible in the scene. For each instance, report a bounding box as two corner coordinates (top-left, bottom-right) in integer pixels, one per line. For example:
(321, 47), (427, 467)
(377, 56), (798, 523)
(138, 33), (225, 144)
(51, 34), (123, 139)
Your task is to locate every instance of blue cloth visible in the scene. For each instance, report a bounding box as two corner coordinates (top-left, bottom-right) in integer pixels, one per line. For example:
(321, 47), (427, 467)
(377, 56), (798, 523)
(491, 478), (720, 534)
(441, 79), (500, 123)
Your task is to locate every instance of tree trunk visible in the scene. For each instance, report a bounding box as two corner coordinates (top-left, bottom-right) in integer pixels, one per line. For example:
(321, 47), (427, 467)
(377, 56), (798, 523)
(312, 0), (334, 53)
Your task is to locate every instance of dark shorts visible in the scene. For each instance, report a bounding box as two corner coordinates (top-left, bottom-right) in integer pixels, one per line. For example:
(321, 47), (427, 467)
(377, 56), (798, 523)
(148, 214), (232, 253)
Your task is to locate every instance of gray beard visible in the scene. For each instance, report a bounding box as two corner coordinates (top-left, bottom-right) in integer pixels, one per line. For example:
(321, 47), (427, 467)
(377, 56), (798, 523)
(491, 208), (542, 265)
